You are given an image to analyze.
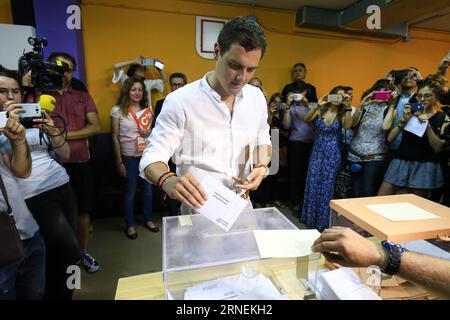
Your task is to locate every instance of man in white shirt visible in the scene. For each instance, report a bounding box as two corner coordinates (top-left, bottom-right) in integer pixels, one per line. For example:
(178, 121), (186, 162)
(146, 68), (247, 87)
(139, 16), (271, 213)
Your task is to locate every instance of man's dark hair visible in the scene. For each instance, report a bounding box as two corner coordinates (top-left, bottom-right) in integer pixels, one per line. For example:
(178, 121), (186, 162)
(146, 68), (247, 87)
(47, 52), (77, 71)
(217, 16), (266, 58)
(0, 65), (20, 84)
(170, 72), (187, 84)
(126, 64), (146, 78)
(293, 62), (307, 72)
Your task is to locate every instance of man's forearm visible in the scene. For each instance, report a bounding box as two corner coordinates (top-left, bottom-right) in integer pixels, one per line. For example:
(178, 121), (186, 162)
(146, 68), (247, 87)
(395, 251), (450, 299)
(253, 144), (272, 166)
(10, 141), (31, 178)
(67, 124), (100, 140)
(144, 161), (171, 185)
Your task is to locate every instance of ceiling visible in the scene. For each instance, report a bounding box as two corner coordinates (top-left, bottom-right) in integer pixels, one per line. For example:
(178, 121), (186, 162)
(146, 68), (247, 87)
(208, 0), (450, 33)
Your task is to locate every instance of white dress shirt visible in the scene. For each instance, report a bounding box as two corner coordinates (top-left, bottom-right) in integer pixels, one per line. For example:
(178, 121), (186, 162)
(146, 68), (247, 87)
(139, 72), (271, 193)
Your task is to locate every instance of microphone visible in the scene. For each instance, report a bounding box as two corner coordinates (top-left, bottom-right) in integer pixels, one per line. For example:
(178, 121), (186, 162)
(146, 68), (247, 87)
(38, 94), (56, 112)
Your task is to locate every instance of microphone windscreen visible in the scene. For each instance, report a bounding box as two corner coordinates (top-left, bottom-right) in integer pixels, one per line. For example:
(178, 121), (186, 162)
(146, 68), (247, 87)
(38, 94), (56, 112)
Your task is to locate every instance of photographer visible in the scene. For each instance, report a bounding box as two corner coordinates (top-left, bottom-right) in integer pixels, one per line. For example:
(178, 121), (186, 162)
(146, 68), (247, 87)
(281, 80), (315, 212)
(387, 69), (420, 151)
(378, 79), (447, 198)
(0, 67), (44, 300)
(45, 52), (101, 273)
(300, 87), (352, 231)
(0, 66), (80, 300)
(348, 80), (397, 197)
(281, 62), (318, 102)
(113, 56), (167, 103)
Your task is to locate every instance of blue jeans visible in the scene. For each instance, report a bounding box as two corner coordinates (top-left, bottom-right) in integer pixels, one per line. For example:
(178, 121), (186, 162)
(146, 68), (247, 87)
(0, 231), (46, 300)
(123, 157), (153, 228)
(351, 160), (385, 198)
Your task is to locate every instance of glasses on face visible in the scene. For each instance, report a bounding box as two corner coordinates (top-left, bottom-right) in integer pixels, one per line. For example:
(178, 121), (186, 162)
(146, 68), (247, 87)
(0, 88), (21, 95)
(415, 94), (434, 100)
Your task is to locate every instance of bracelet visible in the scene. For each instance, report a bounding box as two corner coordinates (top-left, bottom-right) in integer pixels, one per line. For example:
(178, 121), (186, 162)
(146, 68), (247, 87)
(157, 172), (176, 189)
(161, 174), (176, 189)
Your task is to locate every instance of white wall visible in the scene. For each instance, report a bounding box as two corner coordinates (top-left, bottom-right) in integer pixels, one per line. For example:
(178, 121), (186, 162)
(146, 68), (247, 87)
(0, 23), (36, 70)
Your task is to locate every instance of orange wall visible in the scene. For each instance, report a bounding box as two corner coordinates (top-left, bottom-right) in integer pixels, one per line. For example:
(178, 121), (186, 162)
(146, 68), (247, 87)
(0, 0), (13, 24)
(81, 0), (450, 132)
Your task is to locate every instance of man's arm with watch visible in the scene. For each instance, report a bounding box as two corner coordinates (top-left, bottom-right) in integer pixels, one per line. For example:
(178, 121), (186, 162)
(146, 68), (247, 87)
(233, 144), (272, 191)
(311, 227), (450, 299)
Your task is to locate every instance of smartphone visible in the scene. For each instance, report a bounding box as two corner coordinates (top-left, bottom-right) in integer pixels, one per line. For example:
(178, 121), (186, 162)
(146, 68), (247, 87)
(291, 93), (303, 101)
(154, 60), (165, 70)
(0, 111), (8, 128)
(327, 94), (343, 103)
(142, 58), (154, 66)
(373, 91), (391, 101)
(410, 103), (425, 113)
(20, 103), (42, 118)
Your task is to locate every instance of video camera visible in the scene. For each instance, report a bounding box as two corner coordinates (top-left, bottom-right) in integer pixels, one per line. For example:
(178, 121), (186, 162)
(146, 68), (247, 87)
(18, 36), (69, 91)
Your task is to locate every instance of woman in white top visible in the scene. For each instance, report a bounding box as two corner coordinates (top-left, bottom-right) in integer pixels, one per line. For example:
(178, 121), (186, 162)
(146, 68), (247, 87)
(112, 56), (166, 103)
(3, 102), (80, 300)
(111, 77), (158, 239)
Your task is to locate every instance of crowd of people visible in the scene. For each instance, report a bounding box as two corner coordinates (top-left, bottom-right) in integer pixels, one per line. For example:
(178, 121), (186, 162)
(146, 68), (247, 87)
(250, 55), (450, 233)
(0, 15), (449, 300)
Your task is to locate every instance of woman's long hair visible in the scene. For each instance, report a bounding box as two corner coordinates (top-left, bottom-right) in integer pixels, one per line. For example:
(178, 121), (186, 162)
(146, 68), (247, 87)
(360, 79), (397, 101)
(319, 86), (347, 120)
(116, 76), (149, 115)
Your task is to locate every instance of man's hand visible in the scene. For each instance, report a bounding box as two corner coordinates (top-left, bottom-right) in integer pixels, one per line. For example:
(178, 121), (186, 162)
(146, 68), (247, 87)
(162, 173), (208, 210)
(311, 227), (386, 268)
(233, 166), (267, 191)
(0, 118), (27, 145)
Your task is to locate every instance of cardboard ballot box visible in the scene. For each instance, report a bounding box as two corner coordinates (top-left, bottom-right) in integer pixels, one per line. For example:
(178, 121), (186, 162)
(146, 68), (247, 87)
(162, 207), (321, 300)
(325, 194), (450, 300)
(329, 194), (450, 242)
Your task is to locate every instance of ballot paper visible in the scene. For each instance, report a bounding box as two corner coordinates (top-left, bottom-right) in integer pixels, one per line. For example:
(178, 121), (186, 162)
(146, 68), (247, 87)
(184, 273), (288, 300)
(403, 116), (428, 137)
(253, 229), (321, 258)
(320, 268), (381, 300)
(365, 202), (439, 222)
(196, 175), (247, 232)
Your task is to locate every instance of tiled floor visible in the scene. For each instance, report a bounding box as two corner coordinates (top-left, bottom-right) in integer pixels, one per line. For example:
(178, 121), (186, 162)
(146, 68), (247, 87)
(73, 204), (304, 300)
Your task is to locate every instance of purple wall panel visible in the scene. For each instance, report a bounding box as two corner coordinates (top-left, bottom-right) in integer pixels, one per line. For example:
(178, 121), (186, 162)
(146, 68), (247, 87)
(33, 0), (86, 82)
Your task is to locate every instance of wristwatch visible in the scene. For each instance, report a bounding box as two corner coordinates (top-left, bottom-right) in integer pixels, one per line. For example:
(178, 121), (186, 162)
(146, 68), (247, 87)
(381, 240), (405, 275)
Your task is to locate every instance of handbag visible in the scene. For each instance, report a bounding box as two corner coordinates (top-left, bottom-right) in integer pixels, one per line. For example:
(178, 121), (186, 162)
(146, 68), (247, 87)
(0, 171), (25, 271)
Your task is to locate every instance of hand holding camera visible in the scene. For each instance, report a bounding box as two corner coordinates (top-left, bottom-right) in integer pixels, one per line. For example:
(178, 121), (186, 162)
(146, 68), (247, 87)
(402, 103), (413, 123)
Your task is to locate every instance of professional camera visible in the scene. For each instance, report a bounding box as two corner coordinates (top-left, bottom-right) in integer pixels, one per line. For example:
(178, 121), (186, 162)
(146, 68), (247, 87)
(18, 36), (69, 91)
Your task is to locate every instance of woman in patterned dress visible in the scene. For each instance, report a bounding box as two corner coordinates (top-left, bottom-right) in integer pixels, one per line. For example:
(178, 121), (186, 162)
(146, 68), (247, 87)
(300, 87), (353, 231)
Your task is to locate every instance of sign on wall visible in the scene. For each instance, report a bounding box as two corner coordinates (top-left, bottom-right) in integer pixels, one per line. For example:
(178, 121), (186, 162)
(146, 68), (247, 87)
(196, 16), (228, 60)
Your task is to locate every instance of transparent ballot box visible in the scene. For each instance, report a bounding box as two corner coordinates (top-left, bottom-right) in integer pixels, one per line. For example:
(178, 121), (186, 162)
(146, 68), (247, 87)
(162, 207), (321, 300)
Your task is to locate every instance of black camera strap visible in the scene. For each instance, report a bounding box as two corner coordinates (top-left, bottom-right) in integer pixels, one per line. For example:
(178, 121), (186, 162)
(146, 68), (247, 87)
(0, 172), (13, 215)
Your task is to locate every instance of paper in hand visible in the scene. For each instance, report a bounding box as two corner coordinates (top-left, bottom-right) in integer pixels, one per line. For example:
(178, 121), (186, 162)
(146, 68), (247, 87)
(196, 175), (248, 232)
